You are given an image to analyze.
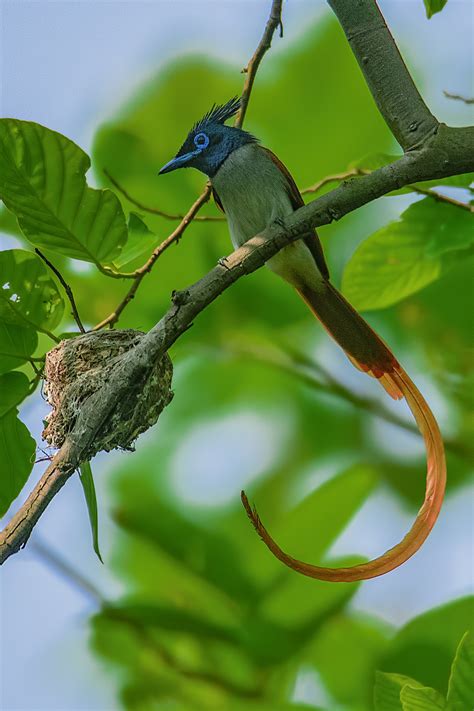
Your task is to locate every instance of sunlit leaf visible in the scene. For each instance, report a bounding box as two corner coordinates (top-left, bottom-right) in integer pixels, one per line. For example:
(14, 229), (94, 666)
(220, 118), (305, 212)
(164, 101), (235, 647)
(0, 371), (30, 417)
(112, 213), (158, 269)
(79, 460), (103, 562)
(375, 672), (429, 711)
(0, 321), (37, 375)
(0, 408), (35, 516)
(342, 199), (473, 310)
(0, 249), (64, 332)
(400, 684), (446, 710)
(447, 632), (474, 711)
(380, 597), (474, 694)
(423, 0), (448, 19)
(0, 119), (127, 265)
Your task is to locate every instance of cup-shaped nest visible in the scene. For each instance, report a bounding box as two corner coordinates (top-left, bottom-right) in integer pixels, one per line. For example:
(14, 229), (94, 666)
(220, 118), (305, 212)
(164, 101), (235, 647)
(42, 330), (173, 457)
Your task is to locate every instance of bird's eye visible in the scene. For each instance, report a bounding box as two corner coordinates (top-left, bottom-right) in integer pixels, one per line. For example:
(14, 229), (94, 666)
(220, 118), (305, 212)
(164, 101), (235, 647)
(194, 132), (209, 149)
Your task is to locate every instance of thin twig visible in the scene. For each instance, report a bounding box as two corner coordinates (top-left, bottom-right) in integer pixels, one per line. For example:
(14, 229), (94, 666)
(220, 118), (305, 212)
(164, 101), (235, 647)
(302, 168), (473, 211)
(240, 343), (471, 460)
(35, 249), (86, 333)
(443, 90), (474, 105)
(93, 187), (212, 330)
(103, 168), (225, 222)
(302, 168), (370, 194)
(30, 537), (103, 604)
(235, 0), (283, 128)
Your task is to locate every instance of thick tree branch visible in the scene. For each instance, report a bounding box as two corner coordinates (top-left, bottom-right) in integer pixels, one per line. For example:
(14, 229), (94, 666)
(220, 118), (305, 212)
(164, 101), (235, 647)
(328, 0), (439, 150)
(1, 124), (473, 564)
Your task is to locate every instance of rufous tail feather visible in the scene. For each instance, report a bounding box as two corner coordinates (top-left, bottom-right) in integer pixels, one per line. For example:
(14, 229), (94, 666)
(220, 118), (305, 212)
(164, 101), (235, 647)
(241, 281), (446, 582)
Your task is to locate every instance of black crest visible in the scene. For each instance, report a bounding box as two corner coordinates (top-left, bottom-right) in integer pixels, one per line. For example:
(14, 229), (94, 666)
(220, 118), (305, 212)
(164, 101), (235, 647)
(192, 96), (241, 132)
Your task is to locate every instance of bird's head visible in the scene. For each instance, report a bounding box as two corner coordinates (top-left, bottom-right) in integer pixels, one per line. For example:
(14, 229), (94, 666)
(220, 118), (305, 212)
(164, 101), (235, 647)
(159, 97), (257, 178)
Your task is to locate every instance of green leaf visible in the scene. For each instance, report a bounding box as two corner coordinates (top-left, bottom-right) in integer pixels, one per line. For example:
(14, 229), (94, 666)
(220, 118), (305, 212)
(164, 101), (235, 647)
(0, 321), (38, 375)
(380, 597), (474, 695)
(79, 460), (103, 562)
(400, 684), (446, 710)
(0, 119), (127, 265)
(0, 249), (64, 332)
(0, 408), (35, 516)
(375, 672), (426, 711)
(423, 0), (448, 19)
(447, 632), (474, 711)
(112, 212), (158, 269)
(0, 371), (30, 417)
(309, 614), (391, 706)
(342, 199), (474, 310)
(376, 672), (413, 711)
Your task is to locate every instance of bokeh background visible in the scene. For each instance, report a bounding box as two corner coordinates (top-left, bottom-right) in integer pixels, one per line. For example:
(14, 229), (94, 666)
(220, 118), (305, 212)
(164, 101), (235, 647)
(0, 1), (473, 709)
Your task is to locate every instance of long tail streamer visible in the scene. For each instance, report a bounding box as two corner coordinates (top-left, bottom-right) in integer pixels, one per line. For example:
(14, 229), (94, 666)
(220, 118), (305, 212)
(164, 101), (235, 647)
(241, 362), (446, 582)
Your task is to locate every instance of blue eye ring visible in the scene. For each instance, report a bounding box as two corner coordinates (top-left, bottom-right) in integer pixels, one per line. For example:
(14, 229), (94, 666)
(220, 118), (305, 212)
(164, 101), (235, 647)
(194, 132), (209, 149)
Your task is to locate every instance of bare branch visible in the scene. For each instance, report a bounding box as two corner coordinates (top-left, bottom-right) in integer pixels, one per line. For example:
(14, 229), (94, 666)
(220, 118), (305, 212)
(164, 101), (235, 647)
(302, 167), (474, 211)
(103, 168), (225, 222)
(234, 0), (283, 128)
(93, 187), (213, 330)
(443, 90), (474, 105)
(35, 249), (86, 333)
(328, 0), (439, 150)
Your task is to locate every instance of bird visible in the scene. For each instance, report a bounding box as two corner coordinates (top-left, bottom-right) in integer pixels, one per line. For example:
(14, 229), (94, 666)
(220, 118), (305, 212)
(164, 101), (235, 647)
(159, 97), (446, 582)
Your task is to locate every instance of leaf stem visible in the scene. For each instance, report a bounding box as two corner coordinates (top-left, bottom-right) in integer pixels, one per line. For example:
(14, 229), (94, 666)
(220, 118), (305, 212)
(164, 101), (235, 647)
(35, 249), (86, 333)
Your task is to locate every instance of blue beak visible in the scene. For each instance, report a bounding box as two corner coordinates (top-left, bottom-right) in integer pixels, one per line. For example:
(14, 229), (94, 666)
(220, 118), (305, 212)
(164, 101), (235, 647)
(158, 149), (200, 175)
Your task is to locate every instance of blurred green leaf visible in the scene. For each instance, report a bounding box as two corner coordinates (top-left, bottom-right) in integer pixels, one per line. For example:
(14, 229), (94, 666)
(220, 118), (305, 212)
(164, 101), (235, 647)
(446, 632), (474, 711)
(342, 199), (473, 310)
(400, 684), (446, 709)
(0, 408), (35, 516)
(0, 371), (30, 417)
(0, 249), (64, 332)
(423, 0), (448, 19)
(309, 613), (391, 706)
(380, 597), (474, 694)
(0, 119), (127, 265)
(0, 321), (38, 374)
(79, 460), (103, 562)
(113, 213), (159, 269)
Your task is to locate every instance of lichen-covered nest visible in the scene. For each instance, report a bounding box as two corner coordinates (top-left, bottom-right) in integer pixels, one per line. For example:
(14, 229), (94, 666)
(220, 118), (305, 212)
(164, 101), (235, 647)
(42, 329), (173, 457)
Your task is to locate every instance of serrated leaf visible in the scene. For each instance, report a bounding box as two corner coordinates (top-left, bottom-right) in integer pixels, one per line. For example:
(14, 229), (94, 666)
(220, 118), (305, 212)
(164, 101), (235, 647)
(0, 249), (64, 332)
(0, 321), (37, 375)
(423, 0), (448, 19)
(342, 199), (474, 310)
(375, 671), (425, 711)
(0, 408), (35, 516)
(400, 684), (446, 710)
(112, 212), (158, 268)
(79, 460), (103, 562)
(0, 371), (30, 417)
(447, 632), (474, 711)
(0, 119), (127, 265)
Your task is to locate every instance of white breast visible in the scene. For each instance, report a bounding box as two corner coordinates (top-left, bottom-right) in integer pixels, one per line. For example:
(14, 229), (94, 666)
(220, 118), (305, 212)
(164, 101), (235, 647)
(212, 143), (324, 290)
